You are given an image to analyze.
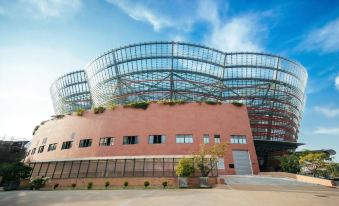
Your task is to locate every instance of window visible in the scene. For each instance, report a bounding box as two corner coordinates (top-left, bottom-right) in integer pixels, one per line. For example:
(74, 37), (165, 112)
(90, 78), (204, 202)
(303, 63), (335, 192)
(48, 143), (57, 152)
(176, 134), (193, 144)
(42, 138), (48, 145)
(214, 135), (221, 144)
(26, 150), (31, 156)
(203, 134), (210, 144)
(230, 135), (247, 144)
(99, 137), (115, 146)
(61, 141), (73, 150)
(31, 148), (36, 155)
(38, 145), (44, 153)
(148, 135), (166, 144)
(79, 139), (92, 148)
(123, 136), (138, 144)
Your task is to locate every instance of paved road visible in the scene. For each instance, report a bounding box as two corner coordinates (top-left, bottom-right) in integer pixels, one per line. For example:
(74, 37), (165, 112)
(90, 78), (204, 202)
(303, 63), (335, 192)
(1, 187), (338, 206)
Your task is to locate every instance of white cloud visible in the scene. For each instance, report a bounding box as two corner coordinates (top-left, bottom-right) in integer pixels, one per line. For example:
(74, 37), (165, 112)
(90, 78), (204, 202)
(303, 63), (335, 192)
(207, 15), (263, 52)
(108, 0), (264, 52)
(24, 0), (82, 18)
(336, 76), (339, 90)
(107, 0), (179, 31)
(313, 127), (339, 135)
(314, 106), (339, 118)
(299, 18), (339, 53)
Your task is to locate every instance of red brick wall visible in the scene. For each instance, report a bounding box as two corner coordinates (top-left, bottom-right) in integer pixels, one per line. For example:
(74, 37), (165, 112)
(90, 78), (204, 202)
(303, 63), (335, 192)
(27, 103), (259, 174)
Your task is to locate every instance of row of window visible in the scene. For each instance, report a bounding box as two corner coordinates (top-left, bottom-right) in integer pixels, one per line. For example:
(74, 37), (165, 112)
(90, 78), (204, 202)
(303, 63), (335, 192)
(29, 135), (247, 155)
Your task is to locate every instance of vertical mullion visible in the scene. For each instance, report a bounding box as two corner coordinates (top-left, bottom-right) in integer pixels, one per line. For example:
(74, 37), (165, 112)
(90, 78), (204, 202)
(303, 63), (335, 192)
(95, 160), (99, 177)
(85, 160), (90, 178)
(60, 161), (66, 179)
(37, 162), (43, 177)
(162, 158), (165, 176)
(132, 159), (136, 177)
(104, 159), (108, 177)
(77, 161), (82, 178)
(68, 161), (74, 178)
(172, 158), (175, 176)
(122, 159), (126, 177)
(44, 162), (50, 177)
(52, 162), (57, 179)
(152, 158), (155, 177)
(142, 158), (145, 177)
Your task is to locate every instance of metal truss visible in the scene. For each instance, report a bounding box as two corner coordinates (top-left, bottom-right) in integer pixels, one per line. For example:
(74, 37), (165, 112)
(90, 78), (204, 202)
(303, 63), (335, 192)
(51, 42), (308, 146)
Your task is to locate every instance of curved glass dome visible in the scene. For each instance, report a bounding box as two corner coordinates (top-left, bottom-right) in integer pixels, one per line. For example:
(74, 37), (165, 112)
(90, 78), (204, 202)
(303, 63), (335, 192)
(50, 70), (92, 114)
(85, 42), (307, 143)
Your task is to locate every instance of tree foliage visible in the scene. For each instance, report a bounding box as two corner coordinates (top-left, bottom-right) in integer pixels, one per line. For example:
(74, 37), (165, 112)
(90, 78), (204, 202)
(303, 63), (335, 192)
(193, 142), (228, 177)
(280, 154), (300, 174)
(0, 162), (32, 182)
(299, 152), (331, 177)
(175, 158), (194, 177)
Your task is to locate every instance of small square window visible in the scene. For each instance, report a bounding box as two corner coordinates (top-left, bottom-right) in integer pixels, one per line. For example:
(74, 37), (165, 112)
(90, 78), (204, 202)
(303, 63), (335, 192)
(79, 139), (92, 148)
(123, 136), (138, 144)
(99, 137), (115, 146)
(149, 135), (166, 144)
(38, 145), (44, 153)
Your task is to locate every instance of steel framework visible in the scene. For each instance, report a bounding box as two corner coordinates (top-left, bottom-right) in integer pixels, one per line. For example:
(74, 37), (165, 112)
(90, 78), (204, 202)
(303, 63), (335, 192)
(50, 70), (92, 114)
(51, 42), (307, 144)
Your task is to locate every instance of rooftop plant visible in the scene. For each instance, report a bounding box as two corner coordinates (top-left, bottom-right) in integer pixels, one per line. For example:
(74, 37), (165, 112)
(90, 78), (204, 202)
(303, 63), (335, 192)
(93, 106), (105, 114)
(123, 101), (150, 110)
(108, 102), (118, 110)
(231, 101), (244, 107)
(204, 100), (222, 105)
(158, 99), (187, 106)
(76, 108), (85, 116)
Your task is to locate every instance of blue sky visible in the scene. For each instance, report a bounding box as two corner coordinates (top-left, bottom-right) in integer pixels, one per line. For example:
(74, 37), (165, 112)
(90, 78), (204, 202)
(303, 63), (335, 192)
(0, 0), (338, 159)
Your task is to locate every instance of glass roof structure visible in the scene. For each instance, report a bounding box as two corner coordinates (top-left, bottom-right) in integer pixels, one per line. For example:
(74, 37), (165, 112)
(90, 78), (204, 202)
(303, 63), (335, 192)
(51, 42), (308, 144)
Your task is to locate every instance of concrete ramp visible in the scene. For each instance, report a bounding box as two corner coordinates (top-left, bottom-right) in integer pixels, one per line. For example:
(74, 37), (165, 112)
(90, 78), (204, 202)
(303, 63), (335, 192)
(223, 175), (318, 186)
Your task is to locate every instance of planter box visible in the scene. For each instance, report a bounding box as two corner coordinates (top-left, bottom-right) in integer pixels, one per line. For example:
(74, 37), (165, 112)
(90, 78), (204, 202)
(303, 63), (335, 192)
(199, 177), (210, 188)
(3, 180), (20, 191)
(178, 177), (188, 188)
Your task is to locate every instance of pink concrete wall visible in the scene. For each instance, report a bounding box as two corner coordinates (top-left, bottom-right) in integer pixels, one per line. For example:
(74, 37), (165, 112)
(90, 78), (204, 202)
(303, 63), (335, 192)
(27, 103), (259, 174)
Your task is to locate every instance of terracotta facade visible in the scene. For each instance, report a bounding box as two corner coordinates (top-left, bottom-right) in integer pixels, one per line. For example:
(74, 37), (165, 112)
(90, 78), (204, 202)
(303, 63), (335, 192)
(27, 103), (259, 175)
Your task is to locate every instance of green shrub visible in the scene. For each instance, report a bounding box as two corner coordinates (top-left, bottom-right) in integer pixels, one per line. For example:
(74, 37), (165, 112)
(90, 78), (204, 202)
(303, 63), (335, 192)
(87, 182), (93, 189)
(158, 99), (186, 106)
(53, 183), (59, 190)
(123, 181), (128, 188)
(123, 101), (150, 110)
(175, 158), (194, 177)
(93, 106), (105, 114)
(105, 181), (110, 189)
(32, 125), (40, 135)
(204, 100), (222, 105)
(280, 154), (300, 174)
(76, 108), (85, 116)
(231, 101), (244, 107)
(108, 102), (118, 110)
(29, 177), (49, 190)
(162, 181), (168, 189)
(54, 114), (65, 119)
(71, 183), (76, 189)
(144, 181), (150, 188)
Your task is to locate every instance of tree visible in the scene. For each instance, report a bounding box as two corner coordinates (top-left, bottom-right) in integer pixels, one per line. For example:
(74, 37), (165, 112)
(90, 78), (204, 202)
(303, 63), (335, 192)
(299, 152), (331, 177)
(0, 162), (32, 182)
(175, 158), (194, 177)
(193, 142), (227, 177)
(280, 154), (300, 174)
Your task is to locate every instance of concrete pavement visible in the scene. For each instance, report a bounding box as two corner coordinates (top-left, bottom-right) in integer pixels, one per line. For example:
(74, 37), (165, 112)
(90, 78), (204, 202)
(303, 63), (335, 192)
(0, 186), (338, 206)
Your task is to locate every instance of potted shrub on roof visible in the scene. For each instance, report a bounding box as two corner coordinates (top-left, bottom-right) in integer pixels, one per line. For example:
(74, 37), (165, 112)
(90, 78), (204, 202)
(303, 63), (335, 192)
(175, 158), (194, 188)
(0, 162), (32, 191)
(194, 142), (227, 188)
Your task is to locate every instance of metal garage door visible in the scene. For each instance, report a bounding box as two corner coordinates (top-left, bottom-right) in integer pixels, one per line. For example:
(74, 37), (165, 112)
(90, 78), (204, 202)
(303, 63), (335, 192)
(232, 150), (253, 175)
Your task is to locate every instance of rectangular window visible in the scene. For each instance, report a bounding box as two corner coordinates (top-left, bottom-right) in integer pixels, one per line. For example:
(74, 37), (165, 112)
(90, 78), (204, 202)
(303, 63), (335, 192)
(38, 145), (44, 153)
(99, 137), (115, 146)
(214, 135), (221, 144)
(148, 135), (166, 144)
(79, 139), (92, 148)
(61, 141), (73, 150)
(230, 135), (247, 144)
(31, 148), (36, 155)
(176, 134), (193, 144)
(203, 134), (210, 144)
(47, 143), (57, 152)
(123, 136), (138, 144)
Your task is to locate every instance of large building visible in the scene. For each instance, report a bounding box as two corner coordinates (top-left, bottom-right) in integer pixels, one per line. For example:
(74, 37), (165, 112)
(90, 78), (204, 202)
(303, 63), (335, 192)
(27, 42), (307, 178)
